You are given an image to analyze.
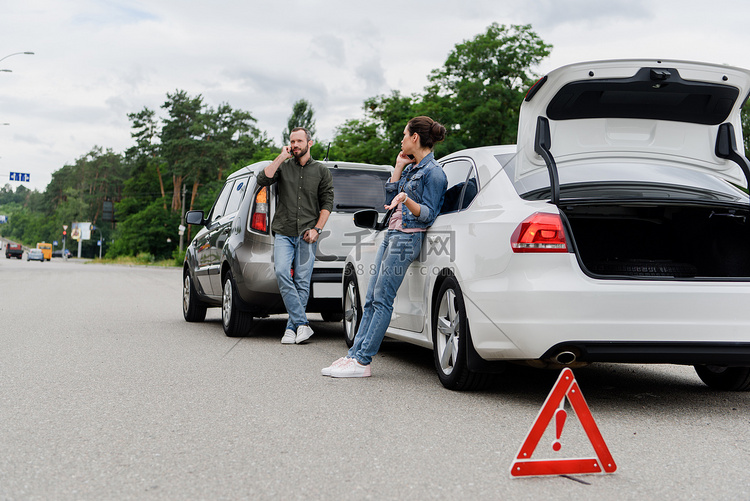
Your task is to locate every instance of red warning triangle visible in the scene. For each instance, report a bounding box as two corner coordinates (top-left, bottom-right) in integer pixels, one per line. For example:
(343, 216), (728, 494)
(510, 367), (617, 478)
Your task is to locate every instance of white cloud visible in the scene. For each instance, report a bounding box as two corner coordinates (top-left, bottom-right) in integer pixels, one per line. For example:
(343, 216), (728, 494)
(2, 0), (750, 191)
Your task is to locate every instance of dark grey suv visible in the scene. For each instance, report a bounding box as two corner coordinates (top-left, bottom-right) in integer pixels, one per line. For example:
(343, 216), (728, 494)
(182, 160), (392, 336)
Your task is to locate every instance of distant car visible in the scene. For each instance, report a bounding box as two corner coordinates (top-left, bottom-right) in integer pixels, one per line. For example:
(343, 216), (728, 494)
(345, 59), (750, 392)
(36, 242), (52, 261)
(5, 243), (22, 259)
(27, 248), (45, 262)
(183, 160), (393, 337)
(51, 249), (71, 258)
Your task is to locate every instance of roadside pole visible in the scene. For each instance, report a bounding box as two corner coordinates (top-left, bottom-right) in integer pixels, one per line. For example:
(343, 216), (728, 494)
(179, 184), (186, 254)
(62, 225), (68, 260)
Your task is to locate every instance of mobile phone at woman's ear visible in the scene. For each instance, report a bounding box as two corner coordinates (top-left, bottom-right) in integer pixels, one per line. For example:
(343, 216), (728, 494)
(407, 154), (415, 160)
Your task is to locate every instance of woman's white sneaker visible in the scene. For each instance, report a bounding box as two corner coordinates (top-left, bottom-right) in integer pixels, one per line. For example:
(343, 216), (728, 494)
(321, 357), (350, 376)
(329, 358), (371, 378)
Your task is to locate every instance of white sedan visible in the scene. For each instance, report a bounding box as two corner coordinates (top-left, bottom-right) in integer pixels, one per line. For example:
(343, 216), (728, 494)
(343, 59), (750, 391)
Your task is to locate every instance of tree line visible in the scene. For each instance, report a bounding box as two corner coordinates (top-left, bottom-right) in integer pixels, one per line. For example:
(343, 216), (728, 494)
(2, 23), (747, 261)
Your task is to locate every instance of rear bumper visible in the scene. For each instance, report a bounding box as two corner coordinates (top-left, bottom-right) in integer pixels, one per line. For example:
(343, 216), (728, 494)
(540, 341), (750, 366)
(464, 253), (750, 365)
(308, 267), (344, 313)
(233, 244), (344, 315)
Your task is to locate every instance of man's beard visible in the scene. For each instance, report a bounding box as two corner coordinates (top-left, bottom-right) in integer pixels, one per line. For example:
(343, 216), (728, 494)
(292, 145), (309, 158)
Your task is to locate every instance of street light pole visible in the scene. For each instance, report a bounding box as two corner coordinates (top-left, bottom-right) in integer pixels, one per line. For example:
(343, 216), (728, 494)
(0, 52), (34, 63)
(0, 52), (34, 73)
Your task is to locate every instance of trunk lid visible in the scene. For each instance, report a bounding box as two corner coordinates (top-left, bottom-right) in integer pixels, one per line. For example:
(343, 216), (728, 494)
(517, 59), (750, 202)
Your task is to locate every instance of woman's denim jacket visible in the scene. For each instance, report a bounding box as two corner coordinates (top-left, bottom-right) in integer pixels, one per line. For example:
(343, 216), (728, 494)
(384, 152), (448, 230)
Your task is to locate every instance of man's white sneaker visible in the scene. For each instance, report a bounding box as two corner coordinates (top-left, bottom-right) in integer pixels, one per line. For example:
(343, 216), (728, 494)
(321, 357), (350, 376)
(296, 324), (314, 344)
(281, 329), (296, 344)
(330, 358), (371, 378)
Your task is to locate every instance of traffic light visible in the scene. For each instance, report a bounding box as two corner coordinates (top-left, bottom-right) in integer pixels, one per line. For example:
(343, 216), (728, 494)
(63, 230), (66, 237)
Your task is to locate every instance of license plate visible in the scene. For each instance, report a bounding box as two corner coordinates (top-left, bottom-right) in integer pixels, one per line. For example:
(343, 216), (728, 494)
(313, 282), (341, 298)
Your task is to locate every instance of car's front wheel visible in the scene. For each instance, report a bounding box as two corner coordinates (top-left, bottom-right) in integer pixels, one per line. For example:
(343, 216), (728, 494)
(342, 267), (362, 348)
(222, 270), (253, 337)
(183, 271), (207, 322)
(694, 364), (750, 391)
(432, 276), (488, 391)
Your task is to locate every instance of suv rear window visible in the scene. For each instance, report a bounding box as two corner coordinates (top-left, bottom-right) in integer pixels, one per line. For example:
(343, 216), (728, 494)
(331, 169), (392, 213)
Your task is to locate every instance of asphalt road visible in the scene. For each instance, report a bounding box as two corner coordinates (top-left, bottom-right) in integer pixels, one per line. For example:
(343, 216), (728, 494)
(1, 257), (749, 500)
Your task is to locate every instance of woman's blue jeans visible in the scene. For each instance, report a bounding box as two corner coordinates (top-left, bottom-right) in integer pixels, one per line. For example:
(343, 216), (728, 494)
(274, 234), (317, 331)
(348, 230), (424, 365)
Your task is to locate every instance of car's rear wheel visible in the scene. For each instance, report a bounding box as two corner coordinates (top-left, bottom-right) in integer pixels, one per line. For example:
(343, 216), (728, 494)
(694, 364), (750, 391)
(183, 271), (207, 322)
(432, 277), (488, 391)
(222, 270), (253, 337)
(343, 267), (362, 348)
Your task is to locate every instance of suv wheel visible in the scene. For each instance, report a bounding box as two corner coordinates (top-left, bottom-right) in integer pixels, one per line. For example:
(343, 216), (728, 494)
(222, 270), (253, 337)
(183, 271), (207, 322)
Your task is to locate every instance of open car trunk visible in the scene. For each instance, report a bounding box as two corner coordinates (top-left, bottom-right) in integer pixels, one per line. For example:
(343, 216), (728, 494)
(561, 201), (750, 279)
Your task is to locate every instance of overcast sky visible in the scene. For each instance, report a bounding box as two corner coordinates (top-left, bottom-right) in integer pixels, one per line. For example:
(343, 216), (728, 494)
(2, 0), (750, 191)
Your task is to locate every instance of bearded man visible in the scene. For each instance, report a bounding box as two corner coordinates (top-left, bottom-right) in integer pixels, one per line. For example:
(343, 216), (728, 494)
(256, 127), (334, 344)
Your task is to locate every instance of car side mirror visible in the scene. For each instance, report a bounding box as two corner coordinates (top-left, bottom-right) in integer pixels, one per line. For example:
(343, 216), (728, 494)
(353, 209), (380, 230)
(353, 208), (393, 231)
(186, 210), (206, 226)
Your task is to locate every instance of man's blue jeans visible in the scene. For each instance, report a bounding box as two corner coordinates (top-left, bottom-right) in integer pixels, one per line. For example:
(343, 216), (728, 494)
(348, 230), (424, 365)
(274, 234), (317, 331)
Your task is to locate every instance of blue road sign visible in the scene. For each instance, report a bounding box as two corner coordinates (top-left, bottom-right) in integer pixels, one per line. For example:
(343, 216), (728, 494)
(9, 172), (30, 182)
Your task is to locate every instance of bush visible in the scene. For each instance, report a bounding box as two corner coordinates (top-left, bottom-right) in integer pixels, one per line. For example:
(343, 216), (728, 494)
(172, 247), (186, 267)
(135, 252), (154, 264)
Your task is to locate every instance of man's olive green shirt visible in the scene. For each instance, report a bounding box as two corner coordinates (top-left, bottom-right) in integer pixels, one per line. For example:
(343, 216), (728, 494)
(256, 157), (334, 237)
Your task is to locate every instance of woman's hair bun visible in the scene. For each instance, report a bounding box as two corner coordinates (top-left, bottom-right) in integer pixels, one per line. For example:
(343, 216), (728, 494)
(408, 116), (446, 149)
(430, 121), (446, 143)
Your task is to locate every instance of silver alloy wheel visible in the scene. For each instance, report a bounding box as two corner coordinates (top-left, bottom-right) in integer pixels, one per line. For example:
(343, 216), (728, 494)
(183, 275), (191, 314)
(344, 280), (358, 343)
(222, 278), (233, 328)
(436, 289), (459, 376)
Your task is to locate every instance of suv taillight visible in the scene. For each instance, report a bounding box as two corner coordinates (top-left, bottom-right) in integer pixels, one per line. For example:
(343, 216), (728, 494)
(249, 186), (269, 233)
(511, 212), (568, 253)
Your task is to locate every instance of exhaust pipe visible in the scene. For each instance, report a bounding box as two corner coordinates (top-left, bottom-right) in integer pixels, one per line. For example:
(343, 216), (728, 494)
(555, 351), (577, 365)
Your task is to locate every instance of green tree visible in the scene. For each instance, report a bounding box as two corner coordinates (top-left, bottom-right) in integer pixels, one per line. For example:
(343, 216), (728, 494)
(108, 198), (179, 260)
(329, 24), (552, 162)
(128, 107), (167, 204)
(160, 90), (205, 213)
(332, 118), (391, 165)
(282, 99), (317, 144)
(424, 23), (552, 148)
(330, 91), (419, 165)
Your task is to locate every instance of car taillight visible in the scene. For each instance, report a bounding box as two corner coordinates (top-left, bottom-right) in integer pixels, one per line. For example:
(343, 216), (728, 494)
(511, 212), (568, 253)
(250, 186), (269, 233)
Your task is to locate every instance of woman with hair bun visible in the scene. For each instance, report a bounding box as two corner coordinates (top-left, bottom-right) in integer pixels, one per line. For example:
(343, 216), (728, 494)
(322, 116), (448, 378)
